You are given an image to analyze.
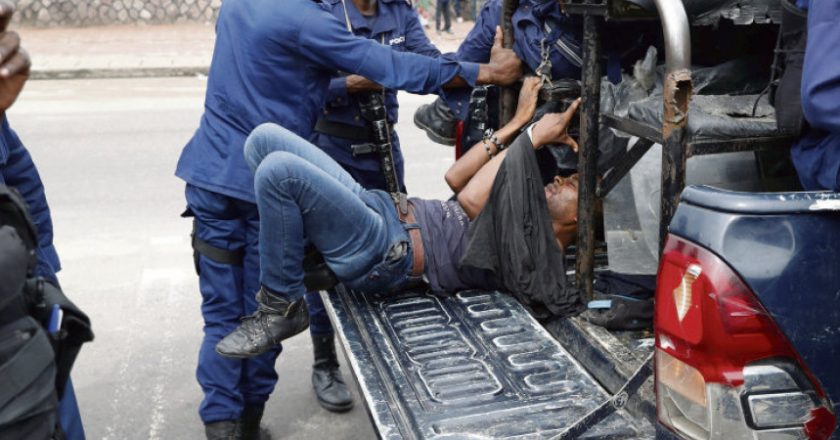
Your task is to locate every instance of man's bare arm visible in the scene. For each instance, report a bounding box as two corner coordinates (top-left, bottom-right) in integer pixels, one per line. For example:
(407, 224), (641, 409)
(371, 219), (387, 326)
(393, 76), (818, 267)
(452, 77), (540, 219)
(457, 97), (582, 219)
(446, 77), (541, 195)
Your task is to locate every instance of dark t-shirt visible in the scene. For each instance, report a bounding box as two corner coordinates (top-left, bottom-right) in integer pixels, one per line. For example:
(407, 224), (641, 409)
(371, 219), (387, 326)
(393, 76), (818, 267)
(410, 198), (497, 294)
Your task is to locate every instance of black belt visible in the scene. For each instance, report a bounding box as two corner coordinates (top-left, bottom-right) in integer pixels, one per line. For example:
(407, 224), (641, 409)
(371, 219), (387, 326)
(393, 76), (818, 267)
(314, 118), (393, 143)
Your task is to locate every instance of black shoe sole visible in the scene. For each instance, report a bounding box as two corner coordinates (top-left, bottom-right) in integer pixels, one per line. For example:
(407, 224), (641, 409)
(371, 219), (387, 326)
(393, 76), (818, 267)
(215, 348), (258, 359)
(413, 111), (456, 146)
(215, 325), (308, 359)
(316, 396), (354, 413)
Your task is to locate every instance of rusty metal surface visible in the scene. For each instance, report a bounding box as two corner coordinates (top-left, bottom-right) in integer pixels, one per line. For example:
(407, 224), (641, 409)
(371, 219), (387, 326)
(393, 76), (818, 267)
(324, 287), (652, 439)
(575, 14), (602, 305)
(661, 70), (692, 139)
(565, 0), (782, 24)
(498, 0), (519, 126)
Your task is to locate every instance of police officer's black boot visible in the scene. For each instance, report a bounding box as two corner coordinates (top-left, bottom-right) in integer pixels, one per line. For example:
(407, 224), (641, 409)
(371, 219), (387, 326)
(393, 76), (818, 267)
(238, 404), (270, 440)
(216, 287), (310, 359)
(413, 97), (457, 146)
(205, 420), (240, 440)
(311, 333), (354, 412)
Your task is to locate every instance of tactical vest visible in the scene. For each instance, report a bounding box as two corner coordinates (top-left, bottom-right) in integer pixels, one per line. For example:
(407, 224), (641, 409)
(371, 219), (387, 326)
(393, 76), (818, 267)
(0, 185), (93, 440)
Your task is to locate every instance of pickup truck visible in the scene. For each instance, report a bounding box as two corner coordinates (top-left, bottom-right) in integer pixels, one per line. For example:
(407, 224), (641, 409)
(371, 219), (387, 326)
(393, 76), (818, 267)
(320, 0), (840, 438)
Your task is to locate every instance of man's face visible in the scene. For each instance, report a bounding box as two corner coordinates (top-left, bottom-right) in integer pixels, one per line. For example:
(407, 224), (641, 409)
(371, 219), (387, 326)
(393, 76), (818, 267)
(544, 174), (578, 227)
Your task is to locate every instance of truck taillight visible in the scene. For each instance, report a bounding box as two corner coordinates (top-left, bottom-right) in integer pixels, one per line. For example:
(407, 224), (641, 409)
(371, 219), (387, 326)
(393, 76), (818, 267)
(655, 234), (836, 440)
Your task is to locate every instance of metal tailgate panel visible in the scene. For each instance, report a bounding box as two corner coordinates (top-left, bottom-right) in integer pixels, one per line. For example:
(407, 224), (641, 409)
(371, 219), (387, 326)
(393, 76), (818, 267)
(323, 287), (651, 439)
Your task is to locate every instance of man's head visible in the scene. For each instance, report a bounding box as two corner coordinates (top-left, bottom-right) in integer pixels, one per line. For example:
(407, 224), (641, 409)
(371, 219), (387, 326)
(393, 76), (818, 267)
(544, 174), (578, 248)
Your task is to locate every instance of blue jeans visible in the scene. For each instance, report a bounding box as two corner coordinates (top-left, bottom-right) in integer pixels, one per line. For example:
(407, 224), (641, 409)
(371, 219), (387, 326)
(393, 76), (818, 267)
(244, 123), (415, 301)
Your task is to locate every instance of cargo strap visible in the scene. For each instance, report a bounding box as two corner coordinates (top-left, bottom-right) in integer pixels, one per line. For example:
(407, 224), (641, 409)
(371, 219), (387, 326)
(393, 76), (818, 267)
(551, 352), (654, 440)
(190, 219), (245, 266)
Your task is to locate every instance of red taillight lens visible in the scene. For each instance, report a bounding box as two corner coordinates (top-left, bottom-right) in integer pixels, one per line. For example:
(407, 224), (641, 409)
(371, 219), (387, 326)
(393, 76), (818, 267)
(655, 234), (836, 440)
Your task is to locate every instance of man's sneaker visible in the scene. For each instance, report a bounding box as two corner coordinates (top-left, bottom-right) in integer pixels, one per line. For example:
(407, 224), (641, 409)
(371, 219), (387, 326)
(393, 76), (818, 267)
(413, 97), (457, 146)
(456, 16), (464, 23)
(216, 288), (309, 359)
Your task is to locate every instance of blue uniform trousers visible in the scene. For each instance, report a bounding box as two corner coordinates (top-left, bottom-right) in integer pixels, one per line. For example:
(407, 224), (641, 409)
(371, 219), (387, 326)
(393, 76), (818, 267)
(185, 184), (282, 423)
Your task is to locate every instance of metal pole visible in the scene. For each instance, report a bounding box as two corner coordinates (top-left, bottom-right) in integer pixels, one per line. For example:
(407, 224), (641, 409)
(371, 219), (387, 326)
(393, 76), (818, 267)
(575, 13), (601, 302)
(650, 0), (692, 251)
(499, 0), (519, 125)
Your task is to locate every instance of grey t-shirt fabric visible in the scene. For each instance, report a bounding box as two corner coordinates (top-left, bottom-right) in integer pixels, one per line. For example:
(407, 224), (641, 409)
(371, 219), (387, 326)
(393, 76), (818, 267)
(460, 133), (584, 320)
(410, 198), (497, 294)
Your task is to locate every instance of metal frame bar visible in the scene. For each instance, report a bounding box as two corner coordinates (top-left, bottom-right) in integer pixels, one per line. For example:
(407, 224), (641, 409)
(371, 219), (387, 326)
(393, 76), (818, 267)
(575, 0), (691, 300)
(650, 0), (692, 249)
(572, 1), (790, 299)
(575, 11), (603, 302)
(499, 0), (520, 126)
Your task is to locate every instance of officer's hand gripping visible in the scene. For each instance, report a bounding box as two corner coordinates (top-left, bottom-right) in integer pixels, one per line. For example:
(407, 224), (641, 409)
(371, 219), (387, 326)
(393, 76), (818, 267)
(487, 26), (523, 86)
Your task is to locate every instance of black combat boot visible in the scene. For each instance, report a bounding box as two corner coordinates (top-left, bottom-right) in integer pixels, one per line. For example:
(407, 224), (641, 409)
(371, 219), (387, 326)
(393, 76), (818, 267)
(205, 420), (239, 440)
(413, 97), (457, 146)
(216, 287), (309, 359)
(238, 405), (269, 440)
(311, 333), (354, 412)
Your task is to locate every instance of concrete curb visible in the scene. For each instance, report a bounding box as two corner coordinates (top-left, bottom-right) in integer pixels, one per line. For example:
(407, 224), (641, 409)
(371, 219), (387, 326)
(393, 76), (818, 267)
(30, 66), (209, 80)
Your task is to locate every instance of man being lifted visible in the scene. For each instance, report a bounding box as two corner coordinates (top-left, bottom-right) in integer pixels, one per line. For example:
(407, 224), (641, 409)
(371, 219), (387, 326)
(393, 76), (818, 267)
(216, 77), (583, 358)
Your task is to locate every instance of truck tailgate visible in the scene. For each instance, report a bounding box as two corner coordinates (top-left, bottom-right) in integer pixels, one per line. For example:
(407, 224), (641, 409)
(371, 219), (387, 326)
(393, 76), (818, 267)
(323, 287), (653, 439)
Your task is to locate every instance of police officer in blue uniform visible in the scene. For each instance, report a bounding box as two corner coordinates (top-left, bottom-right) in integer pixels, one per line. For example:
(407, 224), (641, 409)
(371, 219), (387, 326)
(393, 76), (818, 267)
(175, 0), (520, 436)
(0, 4), (87, 437)
(790, 0), (840, 191)
(305, 0), (442, 413)
(414, 0), (582, 144)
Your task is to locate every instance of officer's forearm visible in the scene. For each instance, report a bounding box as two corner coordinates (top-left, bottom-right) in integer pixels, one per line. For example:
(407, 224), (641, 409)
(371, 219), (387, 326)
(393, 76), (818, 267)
(346, 75), (383, 94)
(443, 64), (501, 89)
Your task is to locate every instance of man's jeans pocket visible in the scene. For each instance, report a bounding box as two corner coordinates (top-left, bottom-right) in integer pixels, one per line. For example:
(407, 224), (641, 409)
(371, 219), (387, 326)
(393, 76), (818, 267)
(345, 240), (412, 293)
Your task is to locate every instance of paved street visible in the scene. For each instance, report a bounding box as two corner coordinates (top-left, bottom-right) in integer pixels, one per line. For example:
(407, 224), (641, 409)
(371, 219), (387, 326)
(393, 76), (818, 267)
(8, 76), (455, 439)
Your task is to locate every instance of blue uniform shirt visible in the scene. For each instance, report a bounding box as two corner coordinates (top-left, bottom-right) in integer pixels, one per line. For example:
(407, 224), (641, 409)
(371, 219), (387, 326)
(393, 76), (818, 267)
(176, 0), (478, 203)
(790, 0), (840, 191)
(311, 0), (441, 186)
(0, 118), (60, 283)
(444, 0), (581, 120)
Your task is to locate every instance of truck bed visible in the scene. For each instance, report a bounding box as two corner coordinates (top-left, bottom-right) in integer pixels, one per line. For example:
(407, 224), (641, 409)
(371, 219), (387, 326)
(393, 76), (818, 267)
(323, 286), (655, 439)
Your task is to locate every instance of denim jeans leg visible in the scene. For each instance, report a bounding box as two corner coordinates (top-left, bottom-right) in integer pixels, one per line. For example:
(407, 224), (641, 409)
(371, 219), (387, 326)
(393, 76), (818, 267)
(254, 152), (390, 301)
(244, 123), (364, 197)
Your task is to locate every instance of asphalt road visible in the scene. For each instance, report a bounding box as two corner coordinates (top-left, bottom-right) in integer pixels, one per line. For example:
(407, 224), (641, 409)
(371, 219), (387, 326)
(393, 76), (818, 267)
(7, 77), (456, 440)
